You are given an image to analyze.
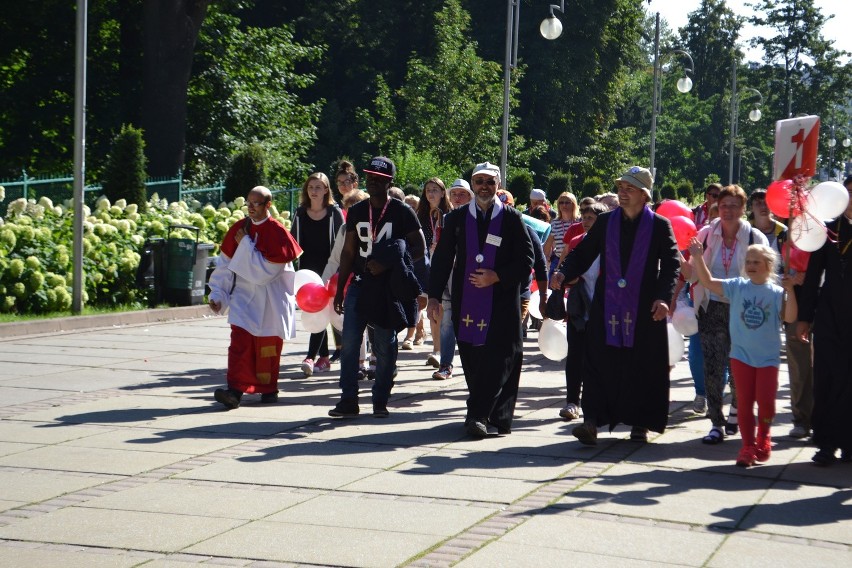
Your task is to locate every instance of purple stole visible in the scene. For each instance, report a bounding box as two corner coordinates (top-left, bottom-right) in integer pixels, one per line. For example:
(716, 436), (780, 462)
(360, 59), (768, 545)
(604, 206), (653, 348)
(458, 201), (504, 346)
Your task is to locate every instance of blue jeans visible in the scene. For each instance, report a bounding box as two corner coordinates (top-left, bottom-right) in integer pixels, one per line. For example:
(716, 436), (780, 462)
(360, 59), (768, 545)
(688, 332), (705, 396)
(439, 299), (455, 367)
(339, 283), (397, 405)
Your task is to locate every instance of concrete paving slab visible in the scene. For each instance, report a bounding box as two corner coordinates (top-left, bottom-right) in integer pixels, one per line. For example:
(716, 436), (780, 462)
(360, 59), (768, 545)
(343, 469), (537, 504)
(0, 444), (188, 475)
(174, 458), (379, 490)
(8, 394), (209, 426)
(555, 463), (773, 528)
(0, 387), (70, 407)
(0, 441), (40, 458)
(62, 427), (249, 455)
(455, 541), (682, 568)
(498, 513), (723, 565)
(0, 421), (115, 445)
(777, 455), (852, 488)
(0, 507), (244, 552)
(79, 479), (313, 520)
(399, 447), (576, 481)
(0, 369), (160, 392)
(709, 533), (852, 568)
(0, 500), (24, 513)
(0, 547), (140, 568)
(0, 468), (118, 502)
(265, 493), (498, 535)
(0, 362), (85, 380)
(0, 345), (135, 367)
(185, 520), (438, 568)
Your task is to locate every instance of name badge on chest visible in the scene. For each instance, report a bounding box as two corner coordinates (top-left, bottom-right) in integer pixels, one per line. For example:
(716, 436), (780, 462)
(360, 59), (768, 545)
(485, 234), (502, 247)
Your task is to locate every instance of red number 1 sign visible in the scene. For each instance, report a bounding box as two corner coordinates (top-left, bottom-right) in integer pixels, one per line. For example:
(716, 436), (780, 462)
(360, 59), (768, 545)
(773, 115), (820, 180)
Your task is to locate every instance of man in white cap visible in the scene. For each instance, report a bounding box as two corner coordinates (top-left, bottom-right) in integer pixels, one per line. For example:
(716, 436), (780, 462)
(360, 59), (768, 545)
(428, 163), (534, 438)
(552, 166), (679, 445)
(527, 188), (556, 220)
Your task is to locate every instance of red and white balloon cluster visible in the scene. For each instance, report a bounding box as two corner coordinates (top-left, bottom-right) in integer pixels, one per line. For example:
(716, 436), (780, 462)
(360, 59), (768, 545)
(293, 270), (347, 333)
(656, 200), (697, 250)
(766, 176), (850, 253)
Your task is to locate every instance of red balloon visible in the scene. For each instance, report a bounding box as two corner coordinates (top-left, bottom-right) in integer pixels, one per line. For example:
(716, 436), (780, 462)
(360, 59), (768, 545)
(530, 279), (539, 293)
(669, 215), (698, 251)
(326, 273), (340, 297)
(296, 283), (330, 313)
(782, 240), (811, 273)
(656, 200), (694, 222)
(765, 179), (801, 218)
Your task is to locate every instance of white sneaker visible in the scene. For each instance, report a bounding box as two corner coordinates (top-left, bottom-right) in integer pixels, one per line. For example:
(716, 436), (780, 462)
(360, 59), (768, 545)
(301, 358), (314, 377)
(426, 353), (440, 368)
(693, 395), (707, 415)
(559, 403), (580, 420)
(789, 425), (810, 439)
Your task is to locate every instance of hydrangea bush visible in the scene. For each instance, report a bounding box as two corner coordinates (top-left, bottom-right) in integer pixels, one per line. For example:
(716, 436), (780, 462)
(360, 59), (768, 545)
(0, 192), (291, 314)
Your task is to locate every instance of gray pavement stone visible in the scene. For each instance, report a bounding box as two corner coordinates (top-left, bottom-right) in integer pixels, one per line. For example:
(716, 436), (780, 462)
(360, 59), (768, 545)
(0, 545), (141, 568)
(709, 533), (852, 567)
(0, 444), (189, 476)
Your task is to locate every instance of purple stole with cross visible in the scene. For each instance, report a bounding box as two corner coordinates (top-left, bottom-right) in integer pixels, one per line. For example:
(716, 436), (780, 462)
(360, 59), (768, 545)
(458, 201), (504, 346)
(604, 206), (653, 348)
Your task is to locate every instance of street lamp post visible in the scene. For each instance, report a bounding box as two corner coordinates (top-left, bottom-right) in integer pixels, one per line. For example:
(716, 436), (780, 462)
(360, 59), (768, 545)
(648, 12), (694, 180)
(500, 1), (565, 183)
(827, 124), (837, 180)
(728, 64), (762, 185)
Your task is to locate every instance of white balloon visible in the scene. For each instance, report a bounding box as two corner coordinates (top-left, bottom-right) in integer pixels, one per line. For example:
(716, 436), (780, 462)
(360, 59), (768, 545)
(538, 318), (568, 361)
(671, 303), (698, 336)
(528, 290), (543, 320)
(667, 323), (685, 367)
(790, 215), (828, 252)
(326, 302), (344, 331)
(808, 181), (850, 220)
(301, 307), (331, 334)
(294, 269), (323, 295)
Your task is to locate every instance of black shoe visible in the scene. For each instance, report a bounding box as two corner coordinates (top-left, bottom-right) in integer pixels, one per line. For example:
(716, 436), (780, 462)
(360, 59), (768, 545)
(372, 404), (389, 418)
(840, 449), (852, 463)
(329, 398), (359, 418)
(488, 420), (511, 435)
(260, 392), (279, 404)
(812, 448), (837, 467)
(572, 423), (597, 445)
(329, 349), (341, 363)
(214, 388), (241, 410)
(630, 426), (649, 443)
(465, 418), (488, 439)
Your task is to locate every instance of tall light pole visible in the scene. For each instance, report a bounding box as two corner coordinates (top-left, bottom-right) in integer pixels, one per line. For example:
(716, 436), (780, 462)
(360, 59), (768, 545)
(648, 12), (694, 180)
(501, 1), (565, 183)
(728, 63), (762, 185)
(827, 124), (837, 180)
(72, 0), (88, 313)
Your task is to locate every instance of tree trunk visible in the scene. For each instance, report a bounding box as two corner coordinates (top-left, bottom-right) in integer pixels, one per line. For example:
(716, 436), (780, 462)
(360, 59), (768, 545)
(141, 0), (209, 178)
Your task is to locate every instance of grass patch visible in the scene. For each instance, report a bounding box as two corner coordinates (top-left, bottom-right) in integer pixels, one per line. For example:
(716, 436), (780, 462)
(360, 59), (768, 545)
(0, 303), (155, 324)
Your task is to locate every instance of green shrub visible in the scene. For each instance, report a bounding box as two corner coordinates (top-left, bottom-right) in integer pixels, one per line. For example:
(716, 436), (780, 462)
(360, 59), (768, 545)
(102, 125), (148, 212)
(677, 180), (695, 203)
(581, 176), (603, 198)
(224, 143), (267, 202)
(546, 171), (572, 201)
(508, 171), (533, 205)
(661, 183), (678, 201)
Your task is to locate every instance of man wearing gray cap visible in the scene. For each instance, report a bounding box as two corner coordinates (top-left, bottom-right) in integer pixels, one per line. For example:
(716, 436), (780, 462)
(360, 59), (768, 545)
(552, 166), (680, 445)
(428, 163), (534, 438)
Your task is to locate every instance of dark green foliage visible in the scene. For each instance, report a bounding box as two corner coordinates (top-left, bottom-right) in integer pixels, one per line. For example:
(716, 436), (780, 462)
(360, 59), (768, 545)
(652, 188), (662, 204)
(661, 183), (678, 201)
(581, 177), (604, 199)
(224, 144), (267, 202)
(508, 172), (534, 205)
(677, 180), (695, 203)
(546, 171), (572, 201)
(102, 125), (148, 211)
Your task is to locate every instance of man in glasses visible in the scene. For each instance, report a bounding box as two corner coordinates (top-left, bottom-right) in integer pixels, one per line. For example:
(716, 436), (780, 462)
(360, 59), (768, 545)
(693, 183), (722, 227)
(209, 186), (303, 409)
(427, 162), (534, 438)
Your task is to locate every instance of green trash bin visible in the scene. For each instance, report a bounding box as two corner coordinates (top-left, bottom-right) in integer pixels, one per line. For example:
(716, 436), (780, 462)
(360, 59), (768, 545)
(165, 224), (208, 306)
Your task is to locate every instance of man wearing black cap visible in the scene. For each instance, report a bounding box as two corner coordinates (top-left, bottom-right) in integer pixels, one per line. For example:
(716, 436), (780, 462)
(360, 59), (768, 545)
(329, 156), (427, 418)
(552, 166), (680, 445)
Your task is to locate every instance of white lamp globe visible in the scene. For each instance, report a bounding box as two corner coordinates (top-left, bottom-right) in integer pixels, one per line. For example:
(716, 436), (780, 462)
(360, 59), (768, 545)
(540, 15), (563, 40)
(843, 137), (851, 148)
(749, 108), (762, 122)
(676, 76), (693, 93)
(828, 138), (836, 148)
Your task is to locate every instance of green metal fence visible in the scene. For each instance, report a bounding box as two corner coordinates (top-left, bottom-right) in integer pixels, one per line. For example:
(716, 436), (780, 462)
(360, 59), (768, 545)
(0, 169), (300, 217)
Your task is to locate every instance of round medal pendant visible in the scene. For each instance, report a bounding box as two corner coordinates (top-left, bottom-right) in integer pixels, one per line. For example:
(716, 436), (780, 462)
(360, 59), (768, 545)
(475, 254), (484, 263)
(617, 278), (627, 288)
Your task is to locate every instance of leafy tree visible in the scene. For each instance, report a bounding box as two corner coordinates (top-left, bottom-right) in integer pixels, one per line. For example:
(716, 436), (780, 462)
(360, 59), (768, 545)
(545, 172), (571, 202)
(224, 144), (267, 202)
(102, 125), (148, 211)
(677, 180), (695, 203)
(509, 172), (534, 206)
(661, 183), (678, 200)
(185, 7), (324, 186)
(581, 177), (604, 198)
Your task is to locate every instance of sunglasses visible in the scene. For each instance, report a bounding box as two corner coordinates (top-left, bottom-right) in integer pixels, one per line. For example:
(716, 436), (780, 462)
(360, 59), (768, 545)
(473, 178), (497, 186)
(707, 192), (719, 198)
(558, 200), (572, 205)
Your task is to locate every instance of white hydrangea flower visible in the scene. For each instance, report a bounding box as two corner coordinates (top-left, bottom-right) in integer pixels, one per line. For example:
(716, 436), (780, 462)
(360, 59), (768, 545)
(114, 198), (127, 210)
(38, 196), (54, 210)
(96, 196), (111, 211)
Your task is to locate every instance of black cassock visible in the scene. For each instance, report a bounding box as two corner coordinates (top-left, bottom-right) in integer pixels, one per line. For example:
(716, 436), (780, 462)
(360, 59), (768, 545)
(798, 217), (852, 453)
(559, 209), (679, 433)
(428, 203), (533, 431)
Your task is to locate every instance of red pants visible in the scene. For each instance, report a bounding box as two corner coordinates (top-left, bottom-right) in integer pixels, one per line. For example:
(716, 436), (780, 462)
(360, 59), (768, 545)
(730, 358), (778, 447)
(227, 325), (283, 394)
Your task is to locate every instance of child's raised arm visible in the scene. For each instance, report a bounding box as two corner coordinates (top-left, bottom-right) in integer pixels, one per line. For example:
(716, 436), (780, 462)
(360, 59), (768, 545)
(687, 237), (725, 297)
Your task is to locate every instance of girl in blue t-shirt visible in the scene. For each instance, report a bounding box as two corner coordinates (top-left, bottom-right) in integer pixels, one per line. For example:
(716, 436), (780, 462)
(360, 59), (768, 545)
(688, 239), (798, 468)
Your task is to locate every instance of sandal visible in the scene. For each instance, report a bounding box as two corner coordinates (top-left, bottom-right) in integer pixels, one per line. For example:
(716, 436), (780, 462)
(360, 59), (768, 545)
(401, 339), (413, 350)
(725, 409), (739, 436)
(702, 427), (724, 445)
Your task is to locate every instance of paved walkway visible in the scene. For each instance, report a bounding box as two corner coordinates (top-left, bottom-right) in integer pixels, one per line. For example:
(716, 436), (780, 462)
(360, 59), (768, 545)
(0, 311), (849, 568)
